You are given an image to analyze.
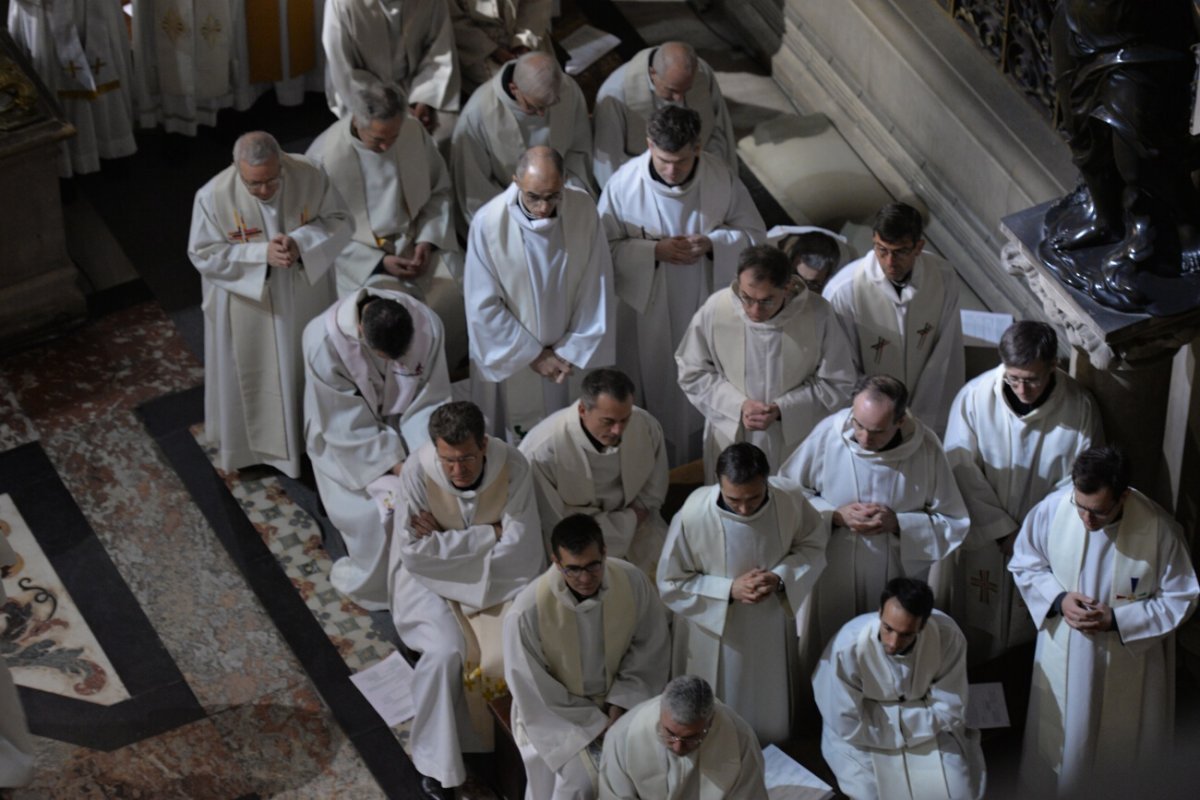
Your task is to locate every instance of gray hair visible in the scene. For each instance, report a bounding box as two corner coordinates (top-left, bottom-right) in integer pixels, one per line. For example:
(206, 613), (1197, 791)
(651, 41), (698, 77)
(580, 368), (636, 409)
(233, 131), (282, 166)
(353, 84), (407, 125)
(662, 675), (714, 726)
(512, 51), (562, 103)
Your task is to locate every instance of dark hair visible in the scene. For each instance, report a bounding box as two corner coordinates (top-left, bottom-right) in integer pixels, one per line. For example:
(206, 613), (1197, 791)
(647, 105), (701, 153)
(515, 145), (564, 181)
(551, 513), (606, 559)
(715, 442), (769, 485)
(428, 401), (486, 447)
(872, 202), (924, 244)
(852, 374), (909, 421)
(581, 368), (636, 409)
(880, 577), (934, 622)
(359, 297), (415, 360)
(736, 244), (793, 289)
(998, 320), (1058, 367)
(784, 231), (841, 274)
(1072, 445), (1130, 497)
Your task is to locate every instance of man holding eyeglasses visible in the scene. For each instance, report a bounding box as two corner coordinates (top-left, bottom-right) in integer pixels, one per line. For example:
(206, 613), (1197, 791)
(813, 578), (985, 800)
(598, 104), (765, 466)
(598, 675), (768, 800)
(1009, 446), (1198, 796)
(504, 514), (669, 800)
(452, 51), (593, 236)
(824, 202), (964, 437)
(659, 443), (828, 744)
(464, 145), (614, 442)
(943, 321), (1102, 664)
(677, 244), (855, 478)
(386, 400), (544, 799)
(188, 130), (353, 478)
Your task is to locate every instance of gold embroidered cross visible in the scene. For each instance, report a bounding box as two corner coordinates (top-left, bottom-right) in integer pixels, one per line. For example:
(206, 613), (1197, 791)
(161, 8), (187, 44)
(63, 60), (81, 79)
(970, 570), (998, 604)
(916, 322), (934, 349)
(870, 336), (889, 364)
(90, 57), (106, 74)
(200, 14), (223, 47)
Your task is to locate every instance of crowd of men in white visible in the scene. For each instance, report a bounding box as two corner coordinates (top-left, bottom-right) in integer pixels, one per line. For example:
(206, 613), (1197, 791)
(155, 14), (1200, 800)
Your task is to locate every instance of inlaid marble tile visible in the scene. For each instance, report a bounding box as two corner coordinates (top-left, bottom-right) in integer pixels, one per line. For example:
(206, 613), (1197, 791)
(0, 373), (37, 453)
(8, 737), (108, 800)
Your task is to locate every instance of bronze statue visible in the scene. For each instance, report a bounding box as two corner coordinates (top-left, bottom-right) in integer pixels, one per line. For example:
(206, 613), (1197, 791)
(1040, 0), (1200, 313)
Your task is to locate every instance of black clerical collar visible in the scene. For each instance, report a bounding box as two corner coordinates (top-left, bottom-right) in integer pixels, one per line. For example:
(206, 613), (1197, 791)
(1003, 374), (1056, 416)
(501, 63), (516, 100)
(716, 490), (770, 515)
(878, 428), (904, 452)
(516, 193), (556, 220)
(649, 157), (699, 188)
(578, 417), (607, 453)
(453, 460), (487, 493)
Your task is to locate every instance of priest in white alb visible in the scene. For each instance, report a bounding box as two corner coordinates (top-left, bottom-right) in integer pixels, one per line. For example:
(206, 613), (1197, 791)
(814, 577), (985, 800)
(303, 289), (450, 610)
(519, 368), (668, 574)
(504, 514), (670, 800)
(385, 401), (544, 798)
(322, 0), (460, 143)
(779, 375), (969, 651)
(824, 202), (964, 437)
(306, 85), (466, 367)
(658, 442), (828, 744)
(676, 244), (855, 478)
(598, 105), (765, 466)
(944, 321), (1102, 663)
(449, 0), (550, 89)
(7, 0), (137, 176)
(1009, 446), (1199, 797)
(451, 51), (594, 235)
(592, 41), (737, 188)
(599, 675), (768, 800)
(188, 131), (352, 478)
(464, 146), (613, 441)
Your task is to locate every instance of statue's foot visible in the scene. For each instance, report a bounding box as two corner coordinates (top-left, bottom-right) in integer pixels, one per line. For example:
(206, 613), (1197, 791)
(1050, 220), (1117, 251)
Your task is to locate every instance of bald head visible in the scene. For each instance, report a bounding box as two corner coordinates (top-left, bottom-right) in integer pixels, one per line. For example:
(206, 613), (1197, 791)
(649, 42), (698, 103)
(511, 52), (562, 111)
(513, 146), (565, 219)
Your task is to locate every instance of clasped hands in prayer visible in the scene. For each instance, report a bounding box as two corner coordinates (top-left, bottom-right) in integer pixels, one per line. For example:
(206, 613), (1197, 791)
(1061, 591), (1115, 633)
(267, 234), (301, 268)
(833, 502), (900, 536)
(382, 242), (433, 279)
(410, 510), (503, 541)
(741, 399), (780, 431)
(730, 567), (781, 604)
(655, 234), (713, 265)
(531, 347), (573, 383)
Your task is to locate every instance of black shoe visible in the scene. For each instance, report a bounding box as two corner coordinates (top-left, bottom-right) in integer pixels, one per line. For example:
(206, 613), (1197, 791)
(420, 775), (454, 800)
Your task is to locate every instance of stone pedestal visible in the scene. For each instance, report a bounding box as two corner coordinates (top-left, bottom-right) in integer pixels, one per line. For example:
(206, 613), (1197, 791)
(0, 31), (84, 351)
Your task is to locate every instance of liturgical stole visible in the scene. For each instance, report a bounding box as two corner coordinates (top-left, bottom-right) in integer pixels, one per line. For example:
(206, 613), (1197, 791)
(534, 562), (636, 702)
(852, 258), (944, 387)
(623, 701), (743, 800)
(479, 74), (573, 178)
(550, 408), (656, 511)
(244, 0), (316, 83)
(621, 47), (716, 157)
(210, 154), (325, 460)
(151, 0), (233, 99)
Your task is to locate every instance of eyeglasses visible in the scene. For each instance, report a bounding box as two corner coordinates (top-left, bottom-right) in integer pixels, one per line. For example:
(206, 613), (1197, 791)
(241, 174), (282, 191)
(873, 240), (918, 260)
(735, 290), (784, 310)
(558, 560), (604, 579)
(657, 721), (711, 747)
(438, 454), (479, 467)
(521, 190), (562, 206)
(1070, 494), (1122, 521)
(1002, 372), (1048, 389)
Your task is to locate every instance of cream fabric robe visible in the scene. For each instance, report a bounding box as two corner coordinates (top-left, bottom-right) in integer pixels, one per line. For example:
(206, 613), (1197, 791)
(7, 0), (137, 176)
(944, 367), (1102, 662)
(598, 151), (765, 467)
(464, 183), (614, 441)
(813, 611), (985, 800)
(676, 285), (856, 479)
(387, 436), (544, 787)
(449, 0), (549, 83)
(592, 47), (737, 188)
(1009, 487), (1199, 796)
(519, 403), (668, 573)
(0, 534), (35, 789)
(657, 482), (828, 744)
(599, 697), (768, 800)
(188, 155), (352, 478)
(322, 0), (459, 118)
(451, 63), (594, 233)
(504, 559), (670, 800)
(778, 410), (969, 650)
(824, 252), (964, 437)
(302, 288), (451, 609)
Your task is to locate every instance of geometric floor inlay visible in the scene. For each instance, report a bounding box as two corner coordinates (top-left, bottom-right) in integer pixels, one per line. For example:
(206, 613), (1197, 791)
(1, 493), (131, 706)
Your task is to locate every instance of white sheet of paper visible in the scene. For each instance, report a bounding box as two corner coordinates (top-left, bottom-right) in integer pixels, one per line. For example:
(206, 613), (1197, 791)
(349, 650), (417, 727)
(762, 744), (836, 800)
(967, 682), (1011, 729)
(961, 309), (1014, 348)
(561, 25), (621, 76)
